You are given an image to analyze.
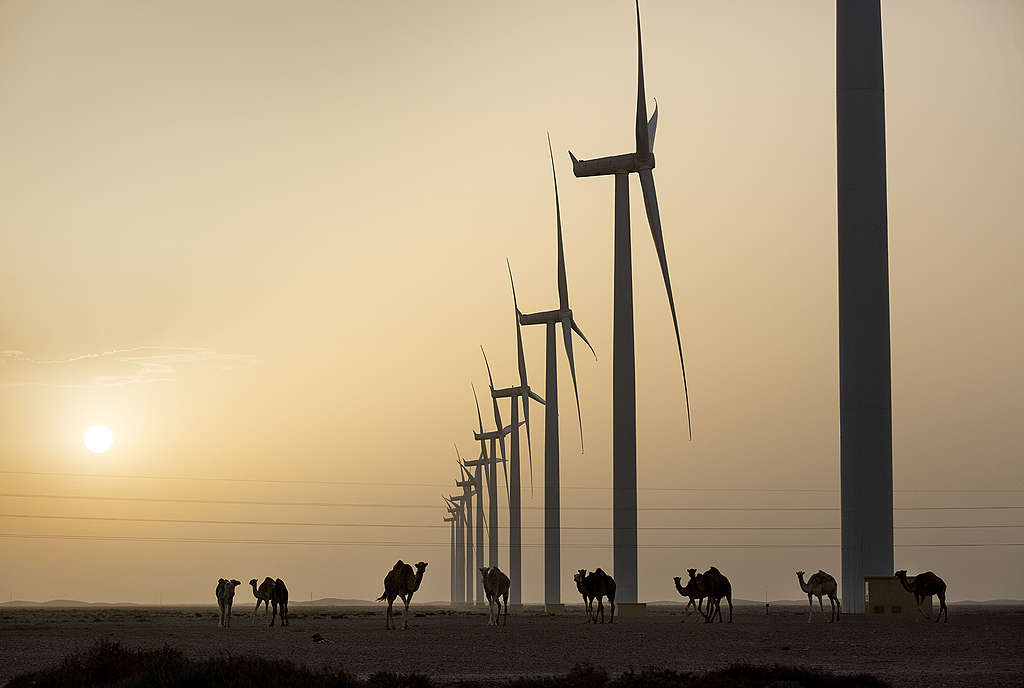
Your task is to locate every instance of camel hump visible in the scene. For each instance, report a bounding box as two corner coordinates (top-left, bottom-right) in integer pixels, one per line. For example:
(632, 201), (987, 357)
(593, 568), (606, 576)
(393, 560), (405, 570)
(708, 566), (721, 575)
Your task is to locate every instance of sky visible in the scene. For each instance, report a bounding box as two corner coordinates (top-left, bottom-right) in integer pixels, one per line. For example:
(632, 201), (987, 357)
(1, 0), (1022, 605)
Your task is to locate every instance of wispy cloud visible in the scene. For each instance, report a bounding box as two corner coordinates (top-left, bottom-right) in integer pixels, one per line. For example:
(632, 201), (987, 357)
(0, 347), (255, 388)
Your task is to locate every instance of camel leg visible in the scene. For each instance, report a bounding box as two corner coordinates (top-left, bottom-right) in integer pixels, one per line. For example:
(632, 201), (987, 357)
(503, 594), (509, 625)
(270, 600), (277, 627)
(937, 592), (947, 623)
(386, 598), (393, 630)
(609, 596), (615, 624)
(818, 595), (825, 615)
(596, 597), (604, 624)
(807, 594), (813, 623)
(726, 595), (733, 623)
(282, 601), (288, 626)
(402, 594), (411, 630)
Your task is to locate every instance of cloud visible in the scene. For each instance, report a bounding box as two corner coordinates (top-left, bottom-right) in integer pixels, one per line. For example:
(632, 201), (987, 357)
(0, 347), (255, 388)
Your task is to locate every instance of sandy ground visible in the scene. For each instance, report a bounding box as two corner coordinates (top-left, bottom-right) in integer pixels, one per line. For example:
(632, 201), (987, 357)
(1, 604), (1022, 687)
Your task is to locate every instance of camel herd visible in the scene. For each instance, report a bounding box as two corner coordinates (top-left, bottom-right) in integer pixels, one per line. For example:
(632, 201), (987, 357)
(214, 576), (289, 628)
(213, 564), (949, 629)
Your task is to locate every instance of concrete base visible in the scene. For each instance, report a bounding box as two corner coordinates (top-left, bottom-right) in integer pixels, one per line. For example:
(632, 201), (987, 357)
(615, 602), (647, 618)
(544, 603), (566, 614)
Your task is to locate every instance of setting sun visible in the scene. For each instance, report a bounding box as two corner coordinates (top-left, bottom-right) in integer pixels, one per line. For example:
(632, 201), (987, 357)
(84, 425), (113, 454)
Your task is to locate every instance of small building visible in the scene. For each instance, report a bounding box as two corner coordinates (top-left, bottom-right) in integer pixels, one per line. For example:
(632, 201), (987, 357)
(864, 576), (930, 616)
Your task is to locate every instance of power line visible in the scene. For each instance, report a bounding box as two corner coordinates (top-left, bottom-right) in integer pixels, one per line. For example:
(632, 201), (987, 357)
(1, 493), (1022, 511)
(3, 470), (1020, 494)
(1, 532), (1021, 548)
(1, 513), (1020, 530)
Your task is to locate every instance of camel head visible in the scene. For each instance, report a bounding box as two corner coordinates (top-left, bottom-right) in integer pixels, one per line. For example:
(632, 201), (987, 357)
(573, 569), (588, 585)
(415, 561), (428, 573)
(686, 568), (697, 580)
(796, 571), (805, 579)
(249, 578), (258, 587)
(894, 570), (907, 580)
(673, 576), (681, 584)
(480, 566), (491, 578)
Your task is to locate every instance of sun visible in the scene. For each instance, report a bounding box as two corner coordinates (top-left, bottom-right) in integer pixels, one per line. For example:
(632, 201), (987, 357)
(84, 425), (114, 453)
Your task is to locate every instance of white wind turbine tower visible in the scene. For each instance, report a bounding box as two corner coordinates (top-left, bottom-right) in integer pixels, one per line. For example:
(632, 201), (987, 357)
(519, 135), (596, 609)
(485, 280), (545, 606)
(567, 0), (691, 610)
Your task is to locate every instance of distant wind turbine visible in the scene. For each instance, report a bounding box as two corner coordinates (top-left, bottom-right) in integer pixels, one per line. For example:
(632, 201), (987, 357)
(483, 331), (544, 606)
(568, 0), (691, 606)
(519, 135), (596, 608)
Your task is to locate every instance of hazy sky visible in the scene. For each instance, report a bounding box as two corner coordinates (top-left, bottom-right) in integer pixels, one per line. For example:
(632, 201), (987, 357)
(1, 0), (1022, 605)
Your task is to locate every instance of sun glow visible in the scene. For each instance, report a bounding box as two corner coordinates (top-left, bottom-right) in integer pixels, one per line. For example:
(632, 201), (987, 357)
(84, 425), (114, 453)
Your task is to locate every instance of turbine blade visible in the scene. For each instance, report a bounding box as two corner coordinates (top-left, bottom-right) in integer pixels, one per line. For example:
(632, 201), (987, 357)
(472, 382), (484, 434)
(529, 391), (546, 405)
(549, 134), (570, 313)
(561, 314), (585, 453)
(635, 0), (650, 160)
(482, 346), (504, 436)
(508, 261), (529, 388)
(522, 395), (534, 495)
(571, 318), (597, 361)
(638, 168), (691, 439)
(501, 454), (510, 507)
(648, 98), (658, 151)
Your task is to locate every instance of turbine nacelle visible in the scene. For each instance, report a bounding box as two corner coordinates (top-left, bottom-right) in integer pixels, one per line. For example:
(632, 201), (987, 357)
(569, 151), (654, 178)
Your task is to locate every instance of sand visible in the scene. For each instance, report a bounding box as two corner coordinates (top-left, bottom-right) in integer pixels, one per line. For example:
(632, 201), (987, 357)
(1, 604), (1022, 687)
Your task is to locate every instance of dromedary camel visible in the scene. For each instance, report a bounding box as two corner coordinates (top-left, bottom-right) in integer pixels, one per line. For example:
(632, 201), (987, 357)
(250, 577), (274, 624)
(796, 570), (840, 623)
(574, 569), (595, 622)
(582, 568), (616, 624)
(692, 566), (732, 623)
(215, 578), (241, 628)
(673, 571), (705, 621)
(896, 569), (948, 622)
(270, 577), (289, 627)
(376, 560), (428, 630)
(480, 566), (510, 627)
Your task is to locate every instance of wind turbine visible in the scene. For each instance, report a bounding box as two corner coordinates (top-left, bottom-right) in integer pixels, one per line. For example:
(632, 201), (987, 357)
(454, 446), (484, 604)
(442, 509), (457, 605)
(567, 0), (690, 607)
(464, 374), (514, 570)
(519, 135), (596, 608)
(483, 337), (544, 605)
(445, 487), (470, 605)
(837, 0), (893, 614)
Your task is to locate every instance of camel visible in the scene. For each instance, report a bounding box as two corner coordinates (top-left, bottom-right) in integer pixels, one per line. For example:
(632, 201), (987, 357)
(692, 566), (732, 623)
(581, 568), (616, 624)
(796, 570), (840, 623)
(896, 569), (948, 622)
(480, 566), (510, 626)
(673, 570), (705, 621)
(270, 578), (289, 627)
(574, 569), (595, 622)
(250, 577), (275, 624)
(376, 560), (428, 630)
(215, 578), (241, 628)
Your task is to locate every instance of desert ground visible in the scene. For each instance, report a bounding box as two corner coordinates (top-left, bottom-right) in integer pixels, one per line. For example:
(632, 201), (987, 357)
(1, 603), (1022, 687)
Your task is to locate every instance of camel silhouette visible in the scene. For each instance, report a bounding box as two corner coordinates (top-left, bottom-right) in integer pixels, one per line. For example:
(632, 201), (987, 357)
(270, 578), (289, 627)
(691, 567), (732, 623)
(480, 566), (510, 626)
(896, 569), (948, 622)
(578, 568), (615, 624)
(673, 571), (705, 621)
(249, 577), (274, 625)
(215, 578), (240, 628)
(377, 560), (427, 630)
(796, 570), (840, 623)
